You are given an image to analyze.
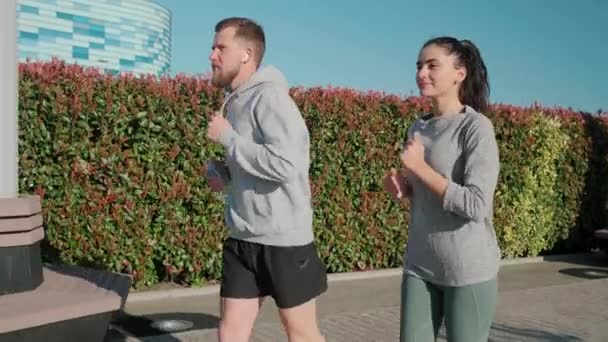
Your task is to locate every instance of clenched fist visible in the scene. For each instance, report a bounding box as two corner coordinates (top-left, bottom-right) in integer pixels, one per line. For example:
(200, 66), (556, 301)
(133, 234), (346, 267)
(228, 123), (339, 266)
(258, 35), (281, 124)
(206, 112), (231, 142)
(400, 132), (425, 174)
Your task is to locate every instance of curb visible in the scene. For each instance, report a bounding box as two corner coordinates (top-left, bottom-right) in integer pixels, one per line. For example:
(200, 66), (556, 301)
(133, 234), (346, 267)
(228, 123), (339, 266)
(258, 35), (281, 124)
(126, 252), (597, 304)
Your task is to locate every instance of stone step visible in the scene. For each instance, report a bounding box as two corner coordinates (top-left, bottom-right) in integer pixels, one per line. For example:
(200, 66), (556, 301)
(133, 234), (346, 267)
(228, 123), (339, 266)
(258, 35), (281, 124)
(0, 265), (131, 342)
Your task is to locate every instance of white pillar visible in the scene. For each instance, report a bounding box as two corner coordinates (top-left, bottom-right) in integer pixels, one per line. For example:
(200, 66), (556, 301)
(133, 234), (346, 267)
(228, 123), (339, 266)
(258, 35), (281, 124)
(0, 0), (18, 198)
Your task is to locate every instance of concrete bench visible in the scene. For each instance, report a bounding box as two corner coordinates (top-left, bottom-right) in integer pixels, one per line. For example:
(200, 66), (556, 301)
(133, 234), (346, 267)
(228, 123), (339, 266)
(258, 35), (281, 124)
(0, 195), (131, 342)
(0, 195), (44, 295)
(594, 229), (608, 254)
(594, 229), (608, 240)
(0, 265), (131, 342)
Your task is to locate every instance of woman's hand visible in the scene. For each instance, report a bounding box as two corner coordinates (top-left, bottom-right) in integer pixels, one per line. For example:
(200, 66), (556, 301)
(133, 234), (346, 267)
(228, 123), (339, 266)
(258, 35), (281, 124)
(383, 168), (410, 201)
(400, 132), (426, 176)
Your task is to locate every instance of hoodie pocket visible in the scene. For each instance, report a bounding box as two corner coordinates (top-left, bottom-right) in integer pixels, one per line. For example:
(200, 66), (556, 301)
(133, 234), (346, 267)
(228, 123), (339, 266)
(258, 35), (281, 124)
(252, 191), (272, 217)
(252, 182), (279, 217)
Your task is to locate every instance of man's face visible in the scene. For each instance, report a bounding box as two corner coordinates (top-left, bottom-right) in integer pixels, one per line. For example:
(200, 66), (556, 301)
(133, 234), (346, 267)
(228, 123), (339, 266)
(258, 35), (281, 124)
(209, 26), (245, 88)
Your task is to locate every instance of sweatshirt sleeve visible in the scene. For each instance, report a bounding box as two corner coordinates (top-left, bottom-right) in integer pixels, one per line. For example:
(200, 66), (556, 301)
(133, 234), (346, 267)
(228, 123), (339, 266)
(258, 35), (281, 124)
(442, 115), (500, 222)
(217, 87), (308, 183)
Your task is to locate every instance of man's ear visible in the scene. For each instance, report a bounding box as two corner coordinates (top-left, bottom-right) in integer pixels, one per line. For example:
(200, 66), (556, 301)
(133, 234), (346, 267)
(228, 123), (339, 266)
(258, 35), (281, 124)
(242, 48), (253, 64)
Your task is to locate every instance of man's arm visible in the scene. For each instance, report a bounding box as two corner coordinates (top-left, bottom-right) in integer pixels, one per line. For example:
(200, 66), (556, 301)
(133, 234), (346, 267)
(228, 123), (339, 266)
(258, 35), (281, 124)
(218, 89), (308, 183)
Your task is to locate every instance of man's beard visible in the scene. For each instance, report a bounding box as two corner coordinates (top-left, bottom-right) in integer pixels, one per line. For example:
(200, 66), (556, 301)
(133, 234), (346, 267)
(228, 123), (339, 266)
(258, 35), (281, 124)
(211, 66), (239, 89)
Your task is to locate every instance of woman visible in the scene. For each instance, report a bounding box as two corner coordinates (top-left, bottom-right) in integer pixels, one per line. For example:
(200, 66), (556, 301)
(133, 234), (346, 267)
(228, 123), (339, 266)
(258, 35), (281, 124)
(383, 37), (501, 341)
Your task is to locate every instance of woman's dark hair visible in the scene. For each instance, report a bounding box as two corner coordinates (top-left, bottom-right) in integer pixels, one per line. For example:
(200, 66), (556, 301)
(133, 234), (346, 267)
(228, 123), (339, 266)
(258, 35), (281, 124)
(423, 37), (490, 113)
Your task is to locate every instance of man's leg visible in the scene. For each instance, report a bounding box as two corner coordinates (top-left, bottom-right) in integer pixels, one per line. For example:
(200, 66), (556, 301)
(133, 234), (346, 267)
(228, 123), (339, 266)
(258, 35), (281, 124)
(263, 241), (328, 342)
(218, 297), (264, 342)
(278, 298), (324, 342)
(218, 238), (268, 342)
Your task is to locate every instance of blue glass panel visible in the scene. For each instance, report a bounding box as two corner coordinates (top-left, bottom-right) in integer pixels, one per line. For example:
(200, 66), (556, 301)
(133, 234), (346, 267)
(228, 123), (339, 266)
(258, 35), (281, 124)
(89, 28), (105, 38)
(90, 24), (105, 32)
(19, 31), (38, 40)
(90, 42), (104, 49)
(74, 27), (89, 36)
(72, 46), (89, 59)
(135, 55), (153, 63)
(105, 38), (120, 47)
(39, 28), (72, 39)
(72, 15), (90, 23)
(120, 59), (135, 67)
(19, 5), (39, 14)
(56, 12), (73, 20)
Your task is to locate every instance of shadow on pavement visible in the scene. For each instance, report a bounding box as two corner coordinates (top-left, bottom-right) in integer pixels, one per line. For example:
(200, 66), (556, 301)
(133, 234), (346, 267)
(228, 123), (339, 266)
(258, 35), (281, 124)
(488, 323), (584, 341)
(541, 252), (608, 279)
(436, 323), (585, 342)
(545, 252), (608, 267)
(558, 267), (608, 279)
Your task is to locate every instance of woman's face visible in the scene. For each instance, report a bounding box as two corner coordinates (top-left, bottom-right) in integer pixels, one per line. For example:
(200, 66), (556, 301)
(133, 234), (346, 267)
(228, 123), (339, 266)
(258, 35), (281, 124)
(416, 44), (466, 99)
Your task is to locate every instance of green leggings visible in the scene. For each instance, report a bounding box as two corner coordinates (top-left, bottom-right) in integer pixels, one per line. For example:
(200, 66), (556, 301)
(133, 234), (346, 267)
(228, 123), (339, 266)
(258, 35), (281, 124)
(400, 275), (497, 342)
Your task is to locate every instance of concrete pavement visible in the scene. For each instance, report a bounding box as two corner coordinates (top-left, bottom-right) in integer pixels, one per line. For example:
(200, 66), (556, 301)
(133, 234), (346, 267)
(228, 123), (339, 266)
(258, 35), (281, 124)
(106, 253), (608, 341)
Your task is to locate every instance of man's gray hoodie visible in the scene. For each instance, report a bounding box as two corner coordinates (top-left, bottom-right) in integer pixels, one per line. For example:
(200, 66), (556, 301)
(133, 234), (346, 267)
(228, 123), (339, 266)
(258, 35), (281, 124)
(217, 65), (314, 247)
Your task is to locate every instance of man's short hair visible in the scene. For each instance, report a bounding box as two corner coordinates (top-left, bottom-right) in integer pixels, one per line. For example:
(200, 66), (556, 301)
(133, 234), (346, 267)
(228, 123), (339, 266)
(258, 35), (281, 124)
(215, 17), (266, 66)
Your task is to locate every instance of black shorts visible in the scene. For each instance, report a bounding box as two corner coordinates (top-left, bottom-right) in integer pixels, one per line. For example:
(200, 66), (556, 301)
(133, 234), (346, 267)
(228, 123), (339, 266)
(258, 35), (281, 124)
(220, 237), (328, 309)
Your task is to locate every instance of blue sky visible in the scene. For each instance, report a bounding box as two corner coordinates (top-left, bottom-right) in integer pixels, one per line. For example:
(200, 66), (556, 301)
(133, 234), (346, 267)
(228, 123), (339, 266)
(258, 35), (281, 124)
(156, 0), (607, 113)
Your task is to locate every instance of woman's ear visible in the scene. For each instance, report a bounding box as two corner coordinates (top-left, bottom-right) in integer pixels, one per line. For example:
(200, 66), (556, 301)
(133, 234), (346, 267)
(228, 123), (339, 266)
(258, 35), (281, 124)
(456, 66), (467, 84)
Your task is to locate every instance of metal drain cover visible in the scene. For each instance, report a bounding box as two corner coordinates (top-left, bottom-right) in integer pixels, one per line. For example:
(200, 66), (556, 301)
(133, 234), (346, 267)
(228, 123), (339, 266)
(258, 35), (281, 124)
(150, 319), (194, 332)
(584, 270), (608, 277)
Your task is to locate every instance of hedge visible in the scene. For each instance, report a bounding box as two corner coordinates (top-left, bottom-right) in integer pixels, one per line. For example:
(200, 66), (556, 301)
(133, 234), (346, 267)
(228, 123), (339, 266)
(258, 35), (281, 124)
(17, 60), (608, 288)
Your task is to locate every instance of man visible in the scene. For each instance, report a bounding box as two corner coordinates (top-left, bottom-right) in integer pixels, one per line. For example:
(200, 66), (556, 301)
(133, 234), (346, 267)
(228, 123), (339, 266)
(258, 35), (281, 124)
(205, 17), (327, 342)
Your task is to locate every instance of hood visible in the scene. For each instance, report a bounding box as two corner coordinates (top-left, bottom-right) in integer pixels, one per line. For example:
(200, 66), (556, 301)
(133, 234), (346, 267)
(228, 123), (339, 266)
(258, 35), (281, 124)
(233, 65), (289, 95)
(219, 65), (289, 115)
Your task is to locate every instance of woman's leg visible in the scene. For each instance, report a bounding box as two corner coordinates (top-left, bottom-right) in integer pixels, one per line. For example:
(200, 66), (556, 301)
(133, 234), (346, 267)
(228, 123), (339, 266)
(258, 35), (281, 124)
(400, 274), (444, 342)
(443, 277), (498, 342)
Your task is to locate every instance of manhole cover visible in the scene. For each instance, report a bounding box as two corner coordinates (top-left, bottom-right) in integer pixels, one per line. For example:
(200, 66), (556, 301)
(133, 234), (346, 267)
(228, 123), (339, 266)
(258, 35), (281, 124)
(584, 270), (608, 277)
(150, 319), (194, 332)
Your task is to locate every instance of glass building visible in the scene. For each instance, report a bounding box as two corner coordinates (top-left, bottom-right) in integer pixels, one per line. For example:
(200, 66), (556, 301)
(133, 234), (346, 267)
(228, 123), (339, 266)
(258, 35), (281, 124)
(17, 0), (172, 76)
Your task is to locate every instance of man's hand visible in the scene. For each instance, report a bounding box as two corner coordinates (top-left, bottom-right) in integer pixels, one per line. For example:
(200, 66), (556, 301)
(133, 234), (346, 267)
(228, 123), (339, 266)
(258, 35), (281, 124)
(205, 161), (227, 192)
(207, 176), (225, 192)
(206, 112), (231, 142)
